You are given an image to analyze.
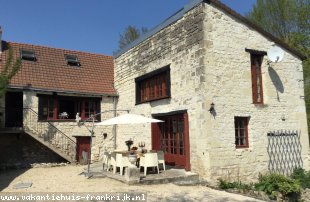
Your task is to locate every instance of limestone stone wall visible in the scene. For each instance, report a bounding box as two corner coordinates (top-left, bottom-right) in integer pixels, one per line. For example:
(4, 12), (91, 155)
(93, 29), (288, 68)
(114, 4), (206, 153)
(202, 4), (309, 182)
(22, 91), (116, 162)
(114, 1), (309, 184)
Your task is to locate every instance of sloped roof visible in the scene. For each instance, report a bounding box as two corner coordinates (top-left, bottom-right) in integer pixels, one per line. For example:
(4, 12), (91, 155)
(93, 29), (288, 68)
(0, 41), (116, 96)
(115, 0), (306, 61)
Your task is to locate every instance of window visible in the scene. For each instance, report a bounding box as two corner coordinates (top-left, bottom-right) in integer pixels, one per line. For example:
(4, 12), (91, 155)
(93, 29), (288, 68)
(38, 95), (100, 121)
(234, 117), (249, 148)
(65, 54), (80, 66)
(135, 66), (170, 104)
(251, 54), (264, 104)
(20, 49), (36, 61)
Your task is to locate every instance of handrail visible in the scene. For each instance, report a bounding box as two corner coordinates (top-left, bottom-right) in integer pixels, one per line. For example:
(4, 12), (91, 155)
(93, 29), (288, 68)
(23, 107), (76, 161)
(23, 107), (75, 143)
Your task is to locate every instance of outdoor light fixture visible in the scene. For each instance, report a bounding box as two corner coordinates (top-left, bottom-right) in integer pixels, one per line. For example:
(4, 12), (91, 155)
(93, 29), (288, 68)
(209, 102), (215, 114)
(75, 109), (129, 178)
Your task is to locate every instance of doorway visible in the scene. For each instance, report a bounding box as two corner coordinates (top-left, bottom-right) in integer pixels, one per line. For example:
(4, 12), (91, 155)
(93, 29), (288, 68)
(5, 92), (23, 127)
(152, 112), (190, 171)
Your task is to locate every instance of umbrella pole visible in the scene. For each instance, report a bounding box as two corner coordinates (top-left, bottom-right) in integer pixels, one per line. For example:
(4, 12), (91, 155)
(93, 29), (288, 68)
(75, 109), (129, 178)
(85, 115), (95, 178)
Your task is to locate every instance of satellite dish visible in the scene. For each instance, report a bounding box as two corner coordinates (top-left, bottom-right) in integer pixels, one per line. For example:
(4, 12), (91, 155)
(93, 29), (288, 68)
(267, 45), (284, 63)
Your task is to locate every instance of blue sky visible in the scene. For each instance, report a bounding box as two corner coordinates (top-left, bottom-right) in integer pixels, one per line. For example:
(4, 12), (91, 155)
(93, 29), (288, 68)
(0, 0), (256, 55)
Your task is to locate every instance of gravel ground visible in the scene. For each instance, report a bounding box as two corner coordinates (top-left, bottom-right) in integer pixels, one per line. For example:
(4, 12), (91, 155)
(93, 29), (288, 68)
(0, 165), (265, 202)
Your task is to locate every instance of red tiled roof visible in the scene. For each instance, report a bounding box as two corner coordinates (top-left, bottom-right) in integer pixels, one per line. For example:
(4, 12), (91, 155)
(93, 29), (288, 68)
(0, 41), (116, 96)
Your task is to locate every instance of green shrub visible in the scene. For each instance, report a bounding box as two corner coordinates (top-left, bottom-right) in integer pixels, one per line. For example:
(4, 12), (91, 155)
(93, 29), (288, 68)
(255, 173), (301, 199)
(291, 168), (310, 189)
(218, 179), (252, 191)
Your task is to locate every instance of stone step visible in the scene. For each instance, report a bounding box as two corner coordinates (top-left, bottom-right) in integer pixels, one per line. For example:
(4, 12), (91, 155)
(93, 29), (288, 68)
(24, 129), (75, 163)
(89, 163), (200, 185)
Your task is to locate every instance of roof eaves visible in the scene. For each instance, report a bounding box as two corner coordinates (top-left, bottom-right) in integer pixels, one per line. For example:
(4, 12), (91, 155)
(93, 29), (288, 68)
(205, 0), (307, 61)
(8, 86), (119, 97)
(114, 0), (204, 58)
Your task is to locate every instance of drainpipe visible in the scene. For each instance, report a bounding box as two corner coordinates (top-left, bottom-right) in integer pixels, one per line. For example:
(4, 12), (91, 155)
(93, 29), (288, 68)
(113, 96), (117, 149)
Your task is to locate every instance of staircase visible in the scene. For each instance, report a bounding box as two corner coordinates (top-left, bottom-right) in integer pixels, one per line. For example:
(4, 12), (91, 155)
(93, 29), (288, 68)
(23, 108), (76, 163)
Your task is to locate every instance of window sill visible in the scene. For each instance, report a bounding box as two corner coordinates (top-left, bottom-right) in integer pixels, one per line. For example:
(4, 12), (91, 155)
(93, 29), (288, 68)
(38, 119), (100, 122)
(235, 146), (249, 149)
(253, 103), (268, 108)
(136, 96), (170, 105)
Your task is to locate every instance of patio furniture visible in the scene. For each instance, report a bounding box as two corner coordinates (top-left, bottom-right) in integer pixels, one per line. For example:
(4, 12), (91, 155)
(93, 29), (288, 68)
(157, 150), (166, 171)
(111, 153), (131, 175)
(102, 151), (111, 171)
(139, 153), (159, 176)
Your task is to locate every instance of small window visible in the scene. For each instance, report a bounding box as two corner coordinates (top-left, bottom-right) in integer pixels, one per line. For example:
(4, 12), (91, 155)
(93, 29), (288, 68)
(251, 54), (264, 104)
(20, 50), (36, 61)
(234, 117), (249, 148)
(65, 54), (80, 66)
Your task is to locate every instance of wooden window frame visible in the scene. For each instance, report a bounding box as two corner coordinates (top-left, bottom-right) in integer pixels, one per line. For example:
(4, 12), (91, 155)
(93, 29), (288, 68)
(251, 54), (264, 104)
(38, 95), (100, 121)
(234, 117), (249, 148)
(135, 66), (171, 104)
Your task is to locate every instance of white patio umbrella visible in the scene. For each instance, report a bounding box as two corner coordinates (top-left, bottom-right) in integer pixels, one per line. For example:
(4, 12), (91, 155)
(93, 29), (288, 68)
(94, 113), (163, 126)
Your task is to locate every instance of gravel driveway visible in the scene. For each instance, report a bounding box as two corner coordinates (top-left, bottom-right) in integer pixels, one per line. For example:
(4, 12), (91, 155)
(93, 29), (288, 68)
(0, 165), (265, 202)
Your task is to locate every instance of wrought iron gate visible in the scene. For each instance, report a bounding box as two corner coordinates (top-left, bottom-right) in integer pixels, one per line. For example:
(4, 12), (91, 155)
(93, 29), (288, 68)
(267, 130), (303, 175)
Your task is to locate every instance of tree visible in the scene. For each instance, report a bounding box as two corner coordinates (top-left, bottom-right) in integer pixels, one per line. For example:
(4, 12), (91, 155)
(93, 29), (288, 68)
(118, 25), (148, 50)
(246, 0), (309, 52)
(246, 0), (310, 140)
(0, 44), (21, 97)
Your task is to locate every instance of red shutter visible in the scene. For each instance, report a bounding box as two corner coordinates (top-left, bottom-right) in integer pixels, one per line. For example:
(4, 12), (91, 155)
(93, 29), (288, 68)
(151, 123), (161, 150)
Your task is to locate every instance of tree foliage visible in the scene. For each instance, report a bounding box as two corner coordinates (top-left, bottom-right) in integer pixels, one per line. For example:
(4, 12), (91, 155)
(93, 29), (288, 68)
(247, 0), (310, 139)
(0, 44), (21, 97)
(246, 0), (309, 52)
(118, 25), (148, 50)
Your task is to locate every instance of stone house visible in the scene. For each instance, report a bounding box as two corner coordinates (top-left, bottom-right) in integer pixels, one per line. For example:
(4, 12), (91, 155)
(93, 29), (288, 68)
(0, 0), (309, 183)
(113, 0), (309, 183)
(0, 31), (118, 166)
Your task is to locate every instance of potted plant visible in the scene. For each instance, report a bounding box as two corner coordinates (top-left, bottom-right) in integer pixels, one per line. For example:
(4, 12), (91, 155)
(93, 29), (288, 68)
(125, 139), (133, 151)
(128, 149), (137, 167)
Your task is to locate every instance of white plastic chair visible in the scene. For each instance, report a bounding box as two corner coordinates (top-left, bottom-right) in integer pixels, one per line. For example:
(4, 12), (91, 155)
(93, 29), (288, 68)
(139, 153), (159, 176)
(157, 150), (166, 171)
(102, 151), (111, 171)
(111, 153), (130, 175)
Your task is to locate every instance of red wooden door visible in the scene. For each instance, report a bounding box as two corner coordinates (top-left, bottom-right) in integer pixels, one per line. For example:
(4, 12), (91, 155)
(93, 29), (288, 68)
(76, 137), (91, 165)
(152, 113), (190, 170)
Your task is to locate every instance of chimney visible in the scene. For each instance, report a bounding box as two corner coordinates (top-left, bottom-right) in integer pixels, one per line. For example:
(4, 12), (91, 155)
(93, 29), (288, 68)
(0, 26), (2, 54)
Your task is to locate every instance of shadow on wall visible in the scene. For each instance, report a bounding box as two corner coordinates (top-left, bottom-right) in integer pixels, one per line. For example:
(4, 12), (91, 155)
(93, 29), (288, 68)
(268, 66), (284, 101)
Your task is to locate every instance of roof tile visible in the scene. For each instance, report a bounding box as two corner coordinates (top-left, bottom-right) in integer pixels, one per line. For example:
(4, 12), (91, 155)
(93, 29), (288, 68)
(0, 41), (116, 95)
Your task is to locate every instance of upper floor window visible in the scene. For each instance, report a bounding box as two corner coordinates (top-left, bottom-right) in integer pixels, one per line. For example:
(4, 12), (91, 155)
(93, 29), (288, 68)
(65, 54), (80, 66)
(234, 117), (249, 148)
(135, 66), (170, 104)
(20, 49), (36, 61)
(38, 95), (100, 121)
(251, 54), (264, 104)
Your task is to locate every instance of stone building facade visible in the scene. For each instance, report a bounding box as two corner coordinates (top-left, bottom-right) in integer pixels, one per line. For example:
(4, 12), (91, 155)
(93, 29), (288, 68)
(0, 39), (118, 166)
(114, 0), (309, 183)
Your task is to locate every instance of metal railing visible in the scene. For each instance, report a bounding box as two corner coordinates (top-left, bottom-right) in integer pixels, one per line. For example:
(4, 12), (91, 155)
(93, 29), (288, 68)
(23, 108), (76, 162)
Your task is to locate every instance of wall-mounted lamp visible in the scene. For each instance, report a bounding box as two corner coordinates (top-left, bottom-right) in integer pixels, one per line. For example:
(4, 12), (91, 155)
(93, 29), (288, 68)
(209, 102), (215, 114)
(281, 114), (286, 121)
(102, 133), (108, 139)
